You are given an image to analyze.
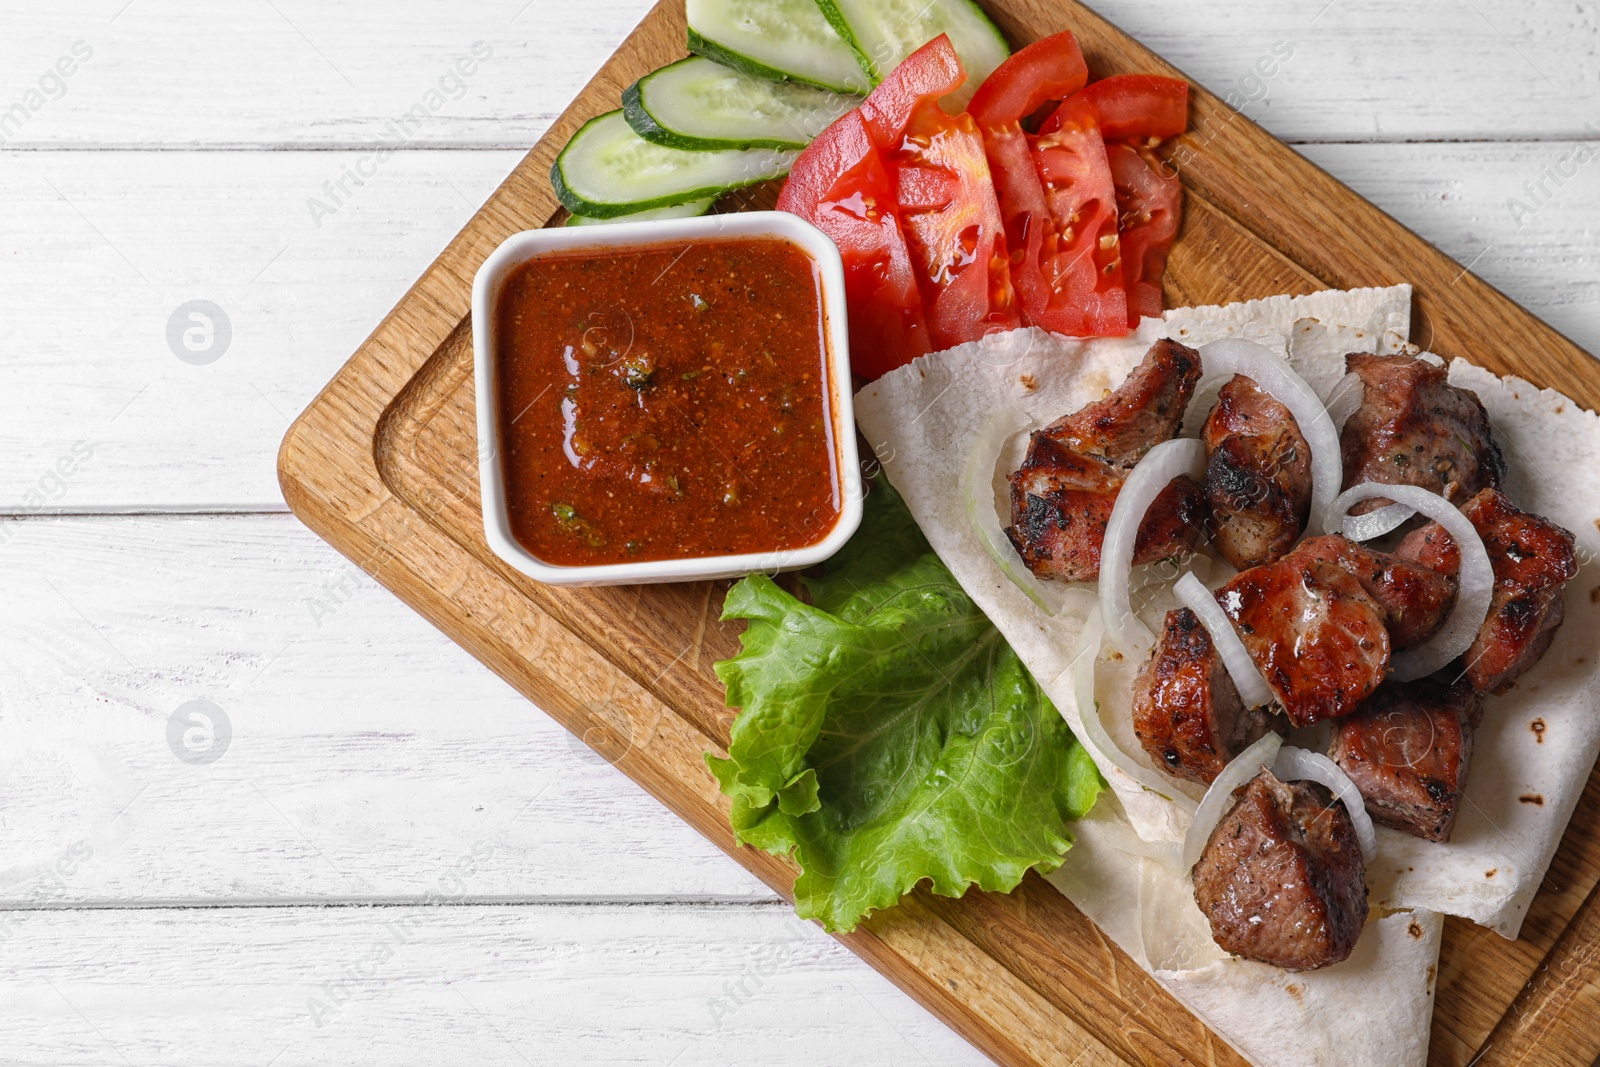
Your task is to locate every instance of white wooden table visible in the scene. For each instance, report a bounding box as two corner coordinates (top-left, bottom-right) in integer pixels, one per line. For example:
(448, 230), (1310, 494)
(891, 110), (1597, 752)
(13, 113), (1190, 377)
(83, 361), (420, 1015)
(1, 2), (1595, 1063)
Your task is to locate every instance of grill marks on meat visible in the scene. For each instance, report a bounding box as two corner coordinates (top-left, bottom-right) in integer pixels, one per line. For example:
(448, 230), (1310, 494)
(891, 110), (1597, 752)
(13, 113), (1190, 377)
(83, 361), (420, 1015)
(1330, 679), (1479, 842)
(1397, 488), (1577, 693)
(1215, 556), (1391, 727)
(1340, 354), (1505, 511)
(1132, 608), (1283, 785)
(1192, 769), (1369, 971)
(1287, 535), (1457, 651)
(1039, 339), (1202, 467)
(1006, 437), (1205, 582)
(1007, 340), (1204, 581)
(1203, 375), (1313, 569)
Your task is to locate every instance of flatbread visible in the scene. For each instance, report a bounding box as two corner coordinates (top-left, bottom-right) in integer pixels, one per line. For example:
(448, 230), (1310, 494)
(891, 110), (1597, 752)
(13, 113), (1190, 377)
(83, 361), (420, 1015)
(1049, 797), (1442, 1067)
(853, 285), (1600, 1064)
(853, 286), (1414, 843)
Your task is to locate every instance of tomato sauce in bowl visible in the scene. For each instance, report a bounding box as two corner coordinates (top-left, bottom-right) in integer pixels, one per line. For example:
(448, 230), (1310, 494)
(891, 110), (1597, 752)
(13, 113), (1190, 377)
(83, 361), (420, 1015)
(491, 235), (844, 568)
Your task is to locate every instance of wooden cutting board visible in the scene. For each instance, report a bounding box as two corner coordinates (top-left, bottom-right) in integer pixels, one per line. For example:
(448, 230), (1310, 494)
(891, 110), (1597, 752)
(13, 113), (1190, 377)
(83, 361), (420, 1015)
(277, 2), (1600, 1064)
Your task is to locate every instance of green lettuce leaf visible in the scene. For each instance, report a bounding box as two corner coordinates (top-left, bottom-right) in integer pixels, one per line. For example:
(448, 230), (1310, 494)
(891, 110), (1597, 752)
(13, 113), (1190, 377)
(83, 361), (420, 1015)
(708, 481), (1103, 932)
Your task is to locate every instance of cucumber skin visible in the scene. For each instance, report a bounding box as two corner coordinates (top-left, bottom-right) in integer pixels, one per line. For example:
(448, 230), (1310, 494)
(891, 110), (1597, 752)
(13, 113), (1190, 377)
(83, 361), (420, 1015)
(812, 0), (1013, 87)
(811, 0), (882, 83)
(566, 198), (716, 225)
(622, 76), (814, 153)
(686, 27), (859, 95)
(549, 112), (793, 220)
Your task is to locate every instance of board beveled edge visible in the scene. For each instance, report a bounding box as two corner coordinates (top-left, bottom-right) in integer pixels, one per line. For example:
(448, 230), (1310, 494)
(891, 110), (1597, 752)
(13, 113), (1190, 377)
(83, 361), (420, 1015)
(278, 0), (1600, 1064)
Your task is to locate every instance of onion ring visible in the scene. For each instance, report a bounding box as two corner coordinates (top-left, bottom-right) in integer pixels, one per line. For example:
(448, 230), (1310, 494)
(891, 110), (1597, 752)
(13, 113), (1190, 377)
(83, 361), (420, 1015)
(1068, 607), (1197, 812)
(1273, 745), (1378, 862)
(1099, 438), (1206, 657)
(1173, 571), (1276, 709)
(1181, 732), (1284, 870)
(1326, 482), (1494, 681)
(1198, 339), (1344, 535)
(964, 414), (1063, 615)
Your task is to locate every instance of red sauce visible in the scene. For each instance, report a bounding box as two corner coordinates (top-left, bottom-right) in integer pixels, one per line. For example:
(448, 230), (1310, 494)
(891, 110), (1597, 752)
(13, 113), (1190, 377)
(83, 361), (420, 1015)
(493, 236), (841, 567)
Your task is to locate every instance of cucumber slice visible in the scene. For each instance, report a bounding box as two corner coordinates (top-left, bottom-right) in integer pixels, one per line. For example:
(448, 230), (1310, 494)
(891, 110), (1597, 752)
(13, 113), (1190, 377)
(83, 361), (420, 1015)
(815, 0), (1010, 107)
(566, 198), (716, 226)
(551, 110), (797, 219)
(624, 57), (857, 152)
(687, 0), (870, 94)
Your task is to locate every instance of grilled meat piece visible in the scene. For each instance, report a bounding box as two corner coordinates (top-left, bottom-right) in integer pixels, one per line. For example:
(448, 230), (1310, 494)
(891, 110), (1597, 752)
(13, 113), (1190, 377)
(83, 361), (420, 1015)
(1287, 535), (1457, 651)
(1038, 338), (1201, 467)
(1330, 679), (1479, 842)
(1192, 769), (1369, 971)
(1132, 608), (1283, 785)
(1202, 375), (1313, 569)
(1006, 437), (1204, 581)
(1007, 340), (1205, 581)
(1339, 353), (1505, 512)
(1215, 556), (1391, 726)
(1396, 488), (1578, 693)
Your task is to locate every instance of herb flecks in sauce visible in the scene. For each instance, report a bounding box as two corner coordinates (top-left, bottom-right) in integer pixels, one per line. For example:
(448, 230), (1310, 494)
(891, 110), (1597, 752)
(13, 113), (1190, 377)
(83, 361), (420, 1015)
(495, 237), (840, 566)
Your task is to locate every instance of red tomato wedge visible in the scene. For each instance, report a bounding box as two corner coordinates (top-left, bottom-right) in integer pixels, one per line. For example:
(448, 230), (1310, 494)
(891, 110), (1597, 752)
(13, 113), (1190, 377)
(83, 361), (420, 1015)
(777, 110), (930, 380)
(787, 35), (1017, 368)
(1027, 95), (1128, 335)
(1106, 142), (1182, 325)
(967, 32), (1088, 130)
(967, 32), (1126, 337)
(858, 34), (967, 149)
(893, 103), (1020, 349)
(1065, 75), (1189, 143)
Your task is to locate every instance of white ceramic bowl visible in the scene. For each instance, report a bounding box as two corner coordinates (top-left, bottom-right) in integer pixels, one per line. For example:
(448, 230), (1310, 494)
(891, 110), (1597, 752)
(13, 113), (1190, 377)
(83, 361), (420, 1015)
(472, 210), (862, 586)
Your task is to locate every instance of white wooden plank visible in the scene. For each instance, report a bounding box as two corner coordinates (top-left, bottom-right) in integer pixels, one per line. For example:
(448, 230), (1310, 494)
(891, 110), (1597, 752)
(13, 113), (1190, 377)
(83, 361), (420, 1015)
(0, 0), (1596, 146)
(1302, 141), (1600, 355)
(0, 514), (774, 905)
(0, 143), (1594, 512)
(0, 149), (522, 511)
(0, 0), (656, 149)
(0, 902), (993, 1066)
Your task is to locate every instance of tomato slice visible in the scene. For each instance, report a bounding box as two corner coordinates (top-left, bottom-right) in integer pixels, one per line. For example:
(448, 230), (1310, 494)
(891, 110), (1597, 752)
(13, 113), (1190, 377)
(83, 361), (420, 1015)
(1026, 96), (1127, 336)
(967, 32), (1125, 336)
(777, 109), (930, 380)
(1063, 75), (1188, 142)
(1106, 142), (1182, 325)
(860, 35), (1018, 350)
(858, 34), (966, 149)
(893, 103), (1019, 348)
(967, 32), (1088, 129)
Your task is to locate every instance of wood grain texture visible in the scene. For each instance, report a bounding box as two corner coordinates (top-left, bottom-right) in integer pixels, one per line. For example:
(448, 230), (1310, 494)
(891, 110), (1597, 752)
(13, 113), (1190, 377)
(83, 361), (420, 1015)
(254, 1), (1599, 1065)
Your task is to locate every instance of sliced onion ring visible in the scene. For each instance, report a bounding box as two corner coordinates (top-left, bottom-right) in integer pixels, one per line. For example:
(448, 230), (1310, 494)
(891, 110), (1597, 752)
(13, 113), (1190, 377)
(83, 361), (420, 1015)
(1324, 371), (1365, 431)
(1273, 746), (1378, 863)
(964, 414), (1063, 616)
(1174, 571), (1276, 709)
(1327, 482), (1494, 681)
(1069, 606), (1197, 812)
(1099, 437), (1206, 657)
(1182, 732), (1283, 870)
(1197, 339), (1344, 535)
(1340, 501), (1414, 541)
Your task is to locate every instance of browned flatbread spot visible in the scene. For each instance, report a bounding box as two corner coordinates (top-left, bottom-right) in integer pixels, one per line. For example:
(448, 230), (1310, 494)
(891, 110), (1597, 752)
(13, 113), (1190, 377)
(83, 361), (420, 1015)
(1521, 793), (1546, 806)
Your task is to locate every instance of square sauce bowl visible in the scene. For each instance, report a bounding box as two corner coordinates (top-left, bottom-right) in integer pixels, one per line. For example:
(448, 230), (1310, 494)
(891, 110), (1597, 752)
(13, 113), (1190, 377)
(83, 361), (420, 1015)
(473, 211), (862, 586)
